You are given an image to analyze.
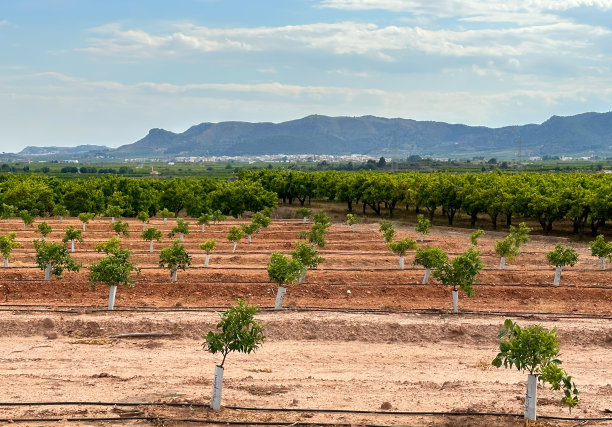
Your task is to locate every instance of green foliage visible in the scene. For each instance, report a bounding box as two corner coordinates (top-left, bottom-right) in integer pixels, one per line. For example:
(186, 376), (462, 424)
(1, 204), (16, 219)
(0, 232), (20, 259)
(159, 208), (174, 219)
(168, 218), (190, 237)
(141, 226), (162, 242)
(202, 299), (265, 368)
(589, 235), (612, 259)
(346, 214), (359, 226)
(267, 253), (304, 286)
(383, 227), (395, 243)
(137, 211), (150, 224)
(546, 244), (579, 267)
(36, 222), (52, 238)
(433, 247), (484, 296)
(416, 214), (431, 235)
(77, 212), (95, 224)
(94, 236), (121, 254)
(388, 238), (417, 256)
(470, 229), (485, 246)
(212, 210), (226, 223)
(379, 220), (393, 233)
(105, 205), (124, 219)
(492, 319), (579, 410)
(296, 207), (312, 219)
(198, 212), (212, 226)
(89, 248), (139, 290)
(510, 222), (531, 247)
(159, 240), (192, 275)
(199, 239), (217, 253)
(111, 220), (130, 236)
(299, 223), (327, 248)
(291, 241), (324, 269)
(313, 211), (331, 228)
(18, 210), (34, 227)
(53, 205), (68, 218)
(495, 222), (531, 260)
(414, 246), (448, 269)
(62, 226), (83, 243)
(251, 211), (271, 229)
(241, 223), (259, 236)
(227, 226), (245, 243)
(33, 240), (81, 278)
(208, 180), (277, 217)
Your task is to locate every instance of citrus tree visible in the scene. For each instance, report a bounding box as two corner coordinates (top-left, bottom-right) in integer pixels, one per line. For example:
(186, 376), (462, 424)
(227, 226), (244, 253)
(346, 214), (359, 231)
(142, 226), (162, 252)
(105, 205), (124, 223)
(296, 207), (312, 223)
(137, 211), (150, 231)
(414, 246), (448, 284)
(62, 225), (83, 253)
(494, 222), (531, 269)
(546, 244), (578, 286)
(52, 205), (68, 223)
(212, 210), (226, 224)
(0, 232), (20, 267)
(168, 218), (190, 242)
(313, 211), (331, 229)
(159, 240), (192, 282)
(415, 214), (431, 242)
(251, 211), (271, 232)
(267, 252), (303, 310)
(1, 204), (16, 220)
(111, 220), (130, 240)
(203, 299), (265, 410)
(19, 210), (34, 229)
(199, 239), (217, 267)
(589, 234), (612, 270)
(159, 208), (174, 225)
(383, 227), (395, 244)
(198, 212), (212, 232)
(94, 236), (121, 255)
(291, 241), (324, 283)
(36, 222), (52, 242)
(78, 212), (95, 231)
(433, 247), (484, 313)
(33, 240), (81, 280)
(470, 229), (485, 246)
(492, 319), (579, 420)
(388, 238), (417, 269)
(299, 223), (326, 250)
(89, 244), (140, 310)
(241, 223), (258, 243)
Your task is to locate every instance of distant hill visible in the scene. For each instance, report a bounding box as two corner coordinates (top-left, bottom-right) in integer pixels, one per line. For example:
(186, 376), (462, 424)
(19, 145), (110, 156)
(114, 112), (612, 159)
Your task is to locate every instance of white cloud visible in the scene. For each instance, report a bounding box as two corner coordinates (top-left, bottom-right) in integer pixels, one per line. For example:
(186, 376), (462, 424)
(78, 21), (609, 60)
(0, 19), (10, 26)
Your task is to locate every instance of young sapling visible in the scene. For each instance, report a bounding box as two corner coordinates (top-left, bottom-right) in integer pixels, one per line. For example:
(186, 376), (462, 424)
(388, 238), (417, 270)
(62, 225), (83, 253)
(199, 240), (217, 267)
(33, 240), (81, 280)
(52, 205), (68, 224)
(470, 229), (485, 246)
(78, 212), (95, 231)
(227, 226), (244, 253)
(589, 234), (612, 270)
(433, 247), (484, 313)
(212, 210), (226, 225)
(137, 211), (150, 231)
(198, 212), (212, 232)
(105, 205), (124, 223)
(142, 226), (162, 252)
(36, 222), (52, 242)
(241, 223), (258, 243)
(0, 232), (20, 267)
(159, 208), (174, 225)
(415, 214), (431, 242)
(267, 252), (303, 310)
(159, 240), (192, 282)
(414, 246), (448, 284)
(203, 299), (265, 410)
(546, 244), (578, 286)
(111, 220), (130, 240)
(290, 241), (324, 283)
(168, 218), (190, 242)
(296, 207), (312, 223)
(19, 210), (34, 230)
(346, 214), (359, 231)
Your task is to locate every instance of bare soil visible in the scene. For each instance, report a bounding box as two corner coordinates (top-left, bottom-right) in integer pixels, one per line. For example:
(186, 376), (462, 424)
(0, 217), (610, 426)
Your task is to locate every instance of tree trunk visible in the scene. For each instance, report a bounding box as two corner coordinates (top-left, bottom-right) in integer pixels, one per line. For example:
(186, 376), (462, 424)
(171, 270), (178, 282)
(506, 214), (512, 226)
(419, 232), (423, 242)
(302, 217), (307, 223)
(111, 217), (115, 223)
(201, 224), (205, 232)
(108, 285), (117, 310)
(232, 242), (237, 253)
(525, 374), (538, 420)
(553, 266), (562, 285)
(163, 218), (167, 225)
(452, 289), (458, 314)
(247, 234), (251, 243)
(490, 213), (498, 230)
(149, 241), (154, 253)
(179, 233), (184, 242)
(142, 223), (147, 231)
(59, 216), (63, 224)
(600, 257), (606, 270)
(351, 224), (356, 231)
(470, 212), (478, 228)
(274, 286), (287, 310)
(398, 256), (404, 270)
(44, 263), (52, 281)
(422, 268), (430, 284)
(3, 258), (8, 268)
(71, 240), (75, 253)
(210, 365), (224, 411)
(347, 199), (353, 212)
(499, 256), (506, 270)
(204, 254), (210, 267)
(82, 223), (86, 231)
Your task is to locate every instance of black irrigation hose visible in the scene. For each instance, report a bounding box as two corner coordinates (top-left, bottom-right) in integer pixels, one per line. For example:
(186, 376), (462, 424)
(0, 401), (610, 422)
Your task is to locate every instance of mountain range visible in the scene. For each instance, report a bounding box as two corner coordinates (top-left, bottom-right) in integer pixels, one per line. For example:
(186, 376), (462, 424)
(18, 112), (612, 159)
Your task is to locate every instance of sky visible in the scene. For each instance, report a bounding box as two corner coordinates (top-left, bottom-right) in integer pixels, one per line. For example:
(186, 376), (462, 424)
(2, 0), (612, 153)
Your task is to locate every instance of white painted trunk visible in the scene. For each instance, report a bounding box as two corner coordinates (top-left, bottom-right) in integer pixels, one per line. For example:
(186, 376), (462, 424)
(553, 266), (562, 286)
(142, 223), (146, 231)
(419, 233), (423, 242)
(210, 365), (224, 411)
(312, 244), (316, 251)
(171, 270), (178, 282)
(179, 233), (184, 242)
(302, 217), (307, 223)
(499, 256), (506, 270)
(422, 268), (431, 284)
(82, 223), (86, 231)
(149, 241), (154, 253)
(23, 223), (26, 230)
(41, 235), (46, 242)
(351, 224), (356, 231)
(163, 218), (167, 225)
(3, 258), (8, 268)
(44, 263), (52, 281)
(600, 257), (606, 270)
(525, 374), (538, 420)
(201, 224), (205, 232)
(116, 233), (121, 240)
(71, 240), (75, 252)
(247, 234), (251, 243)
(298, 271), (306, 284)
(399, 256), (405, 270)
(232, 242), (237, 253)
(108, 285), (117, 310)
(274, 286), (287, 310)
(204, 254), (210, 267)
(452, 289), (459, 314)
(59, 216), (63, 224)
(111, 217), (115, 223)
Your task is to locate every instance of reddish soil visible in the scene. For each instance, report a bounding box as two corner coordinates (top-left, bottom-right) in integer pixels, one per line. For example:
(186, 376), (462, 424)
(0, 217), (610, 425)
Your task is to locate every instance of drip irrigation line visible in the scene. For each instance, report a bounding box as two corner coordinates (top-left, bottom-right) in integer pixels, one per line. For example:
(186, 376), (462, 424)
(1, 401), (610, 422)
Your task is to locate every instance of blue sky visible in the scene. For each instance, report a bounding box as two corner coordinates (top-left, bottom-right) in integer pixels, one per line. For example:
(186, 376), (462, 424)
(2, 0), (612, 152)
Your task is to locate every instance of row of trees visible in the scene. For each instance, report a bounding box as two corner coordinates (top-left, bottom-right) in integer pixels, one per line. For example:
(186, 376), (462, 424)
(0, 175), (277, 219)
(239, 169), (612, 235)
